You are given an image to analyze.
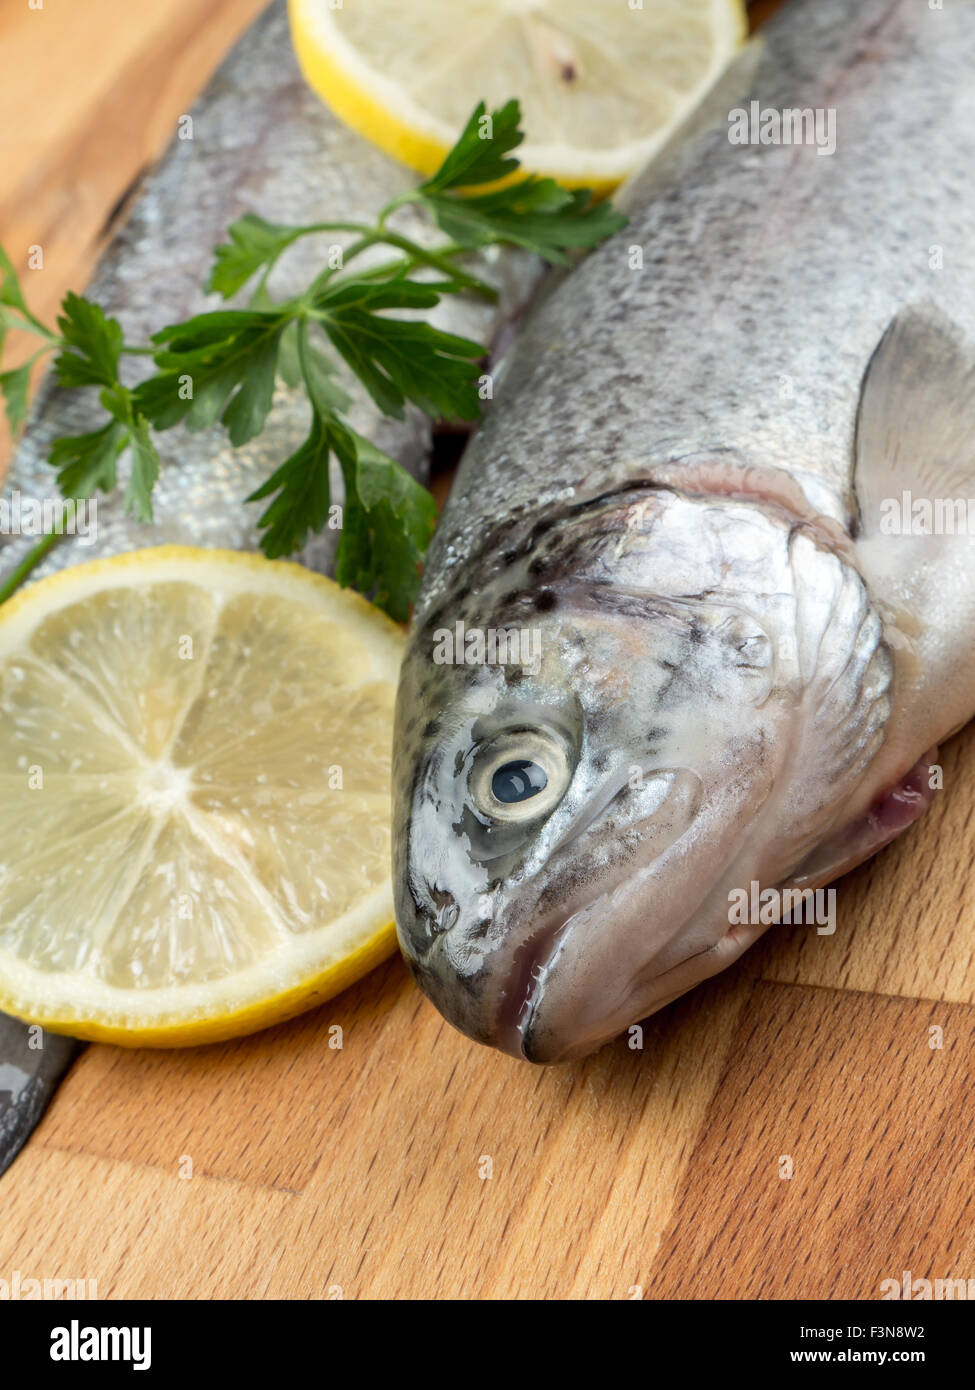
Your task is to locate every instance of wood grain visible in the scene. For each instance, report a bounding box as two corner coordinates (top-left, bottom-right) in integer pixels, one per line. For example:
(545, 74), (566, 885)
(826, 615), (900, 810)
(0, 0), (271, 470)
(5, 0), (975, 1302)
(645, 982), (975, 1299)
(25, 952), (761, 1298)
(0, 1147), (294, 1299)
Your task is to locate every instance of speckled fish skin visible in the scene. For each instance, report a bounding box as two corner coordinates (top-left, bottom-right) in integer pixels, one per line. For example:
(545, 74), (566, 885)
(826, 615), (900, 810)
(0, 0), (539, 587)
(0, 0), (541, 1149)
(394, 0), (975, 1063)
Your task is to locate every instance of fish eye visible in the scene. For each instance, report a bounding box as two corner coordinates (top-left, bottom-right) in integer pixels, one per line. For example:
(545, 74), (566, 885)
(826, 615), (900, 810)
(492, 759), (548, 804)
(468, 729), (572, 824)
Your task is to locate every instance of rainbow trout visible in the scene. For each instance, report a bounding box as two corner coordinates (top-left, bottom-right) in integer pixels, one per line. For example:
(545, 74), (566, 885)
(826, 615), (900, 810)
(0, 1), (537, 1174)
(393, 0), (975, 1062)
(0, 4), (536, 587)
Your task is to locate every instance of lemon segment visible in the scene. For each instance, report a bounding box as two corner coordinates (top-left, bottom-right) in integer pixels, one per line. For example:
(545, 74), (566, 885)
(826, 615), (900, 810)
(0, 547), (403, 1045)
(288, 0), (747, 194)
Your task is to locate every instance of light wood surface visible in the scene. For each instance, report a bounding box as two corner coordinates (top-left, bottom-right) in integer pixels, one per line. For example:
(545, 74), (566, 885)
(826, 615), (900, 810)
(3, 727), (973, 1300)
(0, 0), (271, 468)
(3, 0), (974, 1301)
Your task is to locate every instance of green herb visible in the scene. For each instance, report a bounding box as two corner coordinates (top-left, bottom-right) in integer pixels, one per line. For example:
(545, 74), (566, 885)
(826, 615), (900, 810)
(0, 100), (626, 619)
(409, 100), (626, 264)
(1, 245), (60, 435)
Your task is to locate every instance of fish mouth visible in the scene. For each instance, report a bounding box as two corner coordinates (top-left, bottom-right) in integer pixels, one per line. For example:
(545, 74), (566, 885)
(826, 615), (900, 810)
(494, 906), (580, 1059)
(492, 767), (702, 1061)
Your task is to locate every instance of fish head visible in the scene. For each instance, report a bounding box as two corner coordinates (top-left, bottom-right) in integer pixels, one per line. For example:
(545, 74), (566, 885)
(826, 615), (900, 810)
(394, 484), (887, 1061)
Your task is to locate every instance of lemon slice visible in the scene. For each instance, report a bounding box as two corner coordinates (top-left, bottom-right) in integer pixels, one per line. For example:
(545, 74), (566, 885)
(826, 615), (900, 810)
(0, 547), (403, 1045)
(289, 0), (746, 194)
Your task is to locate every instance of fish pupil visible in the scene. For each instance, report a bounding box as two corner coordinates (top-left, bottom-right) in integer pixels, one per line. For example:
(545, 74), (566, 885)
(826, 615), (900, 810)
(491, 759), (548, 804)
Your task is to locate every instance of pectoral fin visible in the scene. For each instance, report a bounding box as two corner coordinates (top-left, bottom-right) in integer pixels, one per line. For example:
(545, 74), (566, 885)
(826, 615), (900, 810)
(853, 305), (975, 751)
(854, 305), (975, 535)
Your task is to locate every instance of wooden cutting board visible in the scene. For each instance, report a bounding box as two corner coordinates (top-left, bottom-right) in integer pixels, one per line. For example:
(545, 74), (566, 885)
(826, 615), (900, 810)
(2, 0), (974, 1300)
(0, 0), (271, 471)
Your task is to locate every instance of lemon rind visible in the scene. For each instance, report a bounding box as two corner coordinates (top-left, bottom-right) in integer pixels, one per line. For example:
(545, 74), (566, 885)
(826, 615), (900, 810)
(288, 0), (748, 193)
(0, 546), (404, 1045)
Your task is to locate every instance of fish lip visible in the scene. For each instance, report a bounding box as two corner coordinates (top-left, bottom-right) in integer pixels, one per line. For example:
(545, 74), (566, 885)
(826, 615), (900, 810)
(490, 767), (702, 1058)
(403, 767), (702, 1055)
(494, 903), (583, 1060)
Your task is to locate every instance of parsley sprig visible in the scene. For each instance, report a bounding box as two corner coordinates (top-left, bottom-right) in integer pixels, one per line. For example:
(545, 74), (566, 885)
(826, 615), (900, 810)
(0, 100), (625, 618)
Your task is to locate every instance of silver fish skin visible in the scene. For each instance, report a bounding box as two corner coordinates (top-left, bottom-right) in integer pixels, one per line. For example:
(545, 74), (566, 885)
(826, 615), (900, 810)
(394, 0), (975, 1063)
(0, 0), (539, 587)
(0, 0), (540, 1170)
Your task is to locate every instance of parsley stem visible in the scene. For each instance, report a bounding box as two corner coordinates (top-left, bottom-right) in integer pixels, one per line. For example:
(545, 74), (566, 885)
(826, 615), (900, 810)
(0, 530), (61, 605)
(377, 190), (421, 226)
(3, 316), (60, 344)
(310, 229), (496, 300)
(260, 220), (374, 274)
(368, 230), (496, 297)
(241, 219), (381, 300)
(289, 221), (373, 236)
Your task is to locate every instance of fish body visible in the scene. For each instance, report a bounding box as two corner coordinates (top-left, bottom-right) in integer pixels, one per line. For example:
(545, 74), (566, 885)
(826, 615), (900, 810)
(0, 0), (538, 1172)
(0, 1), (538, 586)
(394, 0), (975, 1062)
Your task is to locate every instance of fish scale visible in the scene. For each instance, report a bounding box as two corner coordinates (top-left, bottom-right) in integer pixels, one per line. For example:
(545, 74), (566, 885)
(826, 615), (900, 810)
(394, 0), (975, 1063)
(0, 0), (541, 1174)
(0, 1), (540, 588)
(419, 0), (975, 611)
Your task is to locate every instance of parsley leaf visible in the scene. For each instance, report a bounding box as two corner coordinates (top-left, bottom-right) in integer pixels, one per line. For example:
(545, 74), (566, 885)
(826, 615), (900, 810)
(0, 249), (59, 432)
(246, 326), (352, 559)
(420, 99), (524, 192)
(125, 415), (160, 523)
(54, 292), (124, 388)
(143, 309), (285, 444)
(334, 429), (438, 622)
(415, 99), (626, 264)
(315, 277), (483, 421)
(298, 335), (351, 416)
(0, 243), (30, 316)
(247, 329), (436, 618)
(0, 359), (34, 434)
(248, 411), (335, 559)
(276, 321), (303, 388)
(49, 420), (128, 499)
(206, 214), (306, 298)
(421, 181), (626, 265)
(45, 292), (160, 519)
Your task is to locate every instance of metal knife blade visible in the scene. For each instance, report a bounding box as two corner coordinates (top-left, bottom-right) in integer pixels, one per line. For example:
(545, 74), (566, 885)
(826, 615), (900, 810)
(0, 1016), (82, 1178)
